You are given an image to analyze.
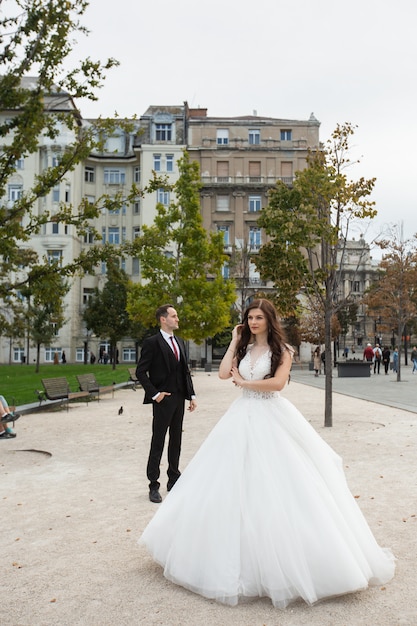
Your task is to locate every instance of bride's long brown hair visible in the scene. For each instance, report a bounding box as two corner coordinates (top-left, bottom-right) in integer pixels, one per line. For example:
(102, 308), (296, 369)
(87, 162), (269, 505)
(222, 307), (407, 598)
(236, 299), (287, 378)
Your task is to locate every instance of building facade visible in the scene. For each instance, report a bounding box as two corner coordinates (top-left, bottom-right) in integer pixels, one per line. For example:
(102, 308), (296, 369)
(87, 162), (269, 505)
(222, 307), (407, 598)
(1, 90), (323, 364)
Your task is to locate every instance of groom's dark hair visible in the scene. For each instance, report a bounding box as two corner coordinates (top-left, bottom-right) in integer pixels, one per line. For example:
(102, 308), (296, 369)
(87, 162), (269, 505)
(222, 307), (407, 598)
(156, 304), (175, 323)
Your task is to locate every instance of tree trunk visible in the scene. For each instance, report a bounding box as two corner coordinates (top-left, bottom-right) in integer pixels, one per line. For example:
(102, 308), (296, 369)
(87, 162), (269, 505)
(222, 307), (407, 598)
(324, 303), (333, 427)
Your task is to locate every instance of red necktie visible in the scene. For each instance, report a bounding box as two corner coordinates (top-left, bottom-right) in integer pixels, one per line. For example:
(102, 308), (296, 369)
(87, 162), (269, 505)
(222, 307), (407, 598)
(170, 336), (179, 361)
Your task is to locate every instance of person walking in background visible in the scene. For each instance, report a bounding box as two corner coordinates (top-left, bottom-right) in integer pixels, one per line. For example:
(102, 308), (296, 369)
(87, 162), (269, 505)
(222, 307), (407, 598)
(61, 350), (66, 364)
(382, 346), (391, 375)
(411, 346), (417, 373)
(136, 304), (197, 504)
(363, 343), (374, 363)
(313, 346), (321, 377)
(140, 299), (395, 608)
(373, 344), (382, 374)
(392, 347), (399, 373)
(363, 342), (374, 374)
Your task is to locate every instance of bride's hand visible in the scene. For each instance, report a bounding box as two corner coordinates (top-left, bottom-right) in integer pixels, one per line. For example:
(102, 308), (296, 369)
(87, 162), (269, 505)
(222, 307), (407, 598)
(231, 366), (244, 387)
(231, 324), (244, 342)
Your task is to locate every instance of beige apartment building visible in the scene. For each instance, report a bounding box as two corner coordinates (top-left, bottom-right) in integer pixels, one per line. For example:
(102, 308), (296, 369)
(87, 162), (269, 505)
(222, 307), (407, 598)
(185, 106), (320, 313)
(1, 88), (326, 364)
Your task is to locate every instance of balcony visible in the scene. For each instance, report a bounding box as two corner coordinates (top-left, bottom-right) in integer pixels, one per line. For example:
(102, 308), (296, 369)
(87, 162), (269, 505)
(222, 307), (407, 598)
(199, 138), (308, 150)
(201, 176), (294, 186)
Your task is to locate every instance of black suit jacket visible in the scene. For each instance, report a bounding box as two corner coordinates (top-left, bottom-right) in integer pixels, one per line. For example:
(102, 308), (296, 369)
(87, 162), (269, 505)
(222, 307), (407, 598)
(136, 332), (195, 404)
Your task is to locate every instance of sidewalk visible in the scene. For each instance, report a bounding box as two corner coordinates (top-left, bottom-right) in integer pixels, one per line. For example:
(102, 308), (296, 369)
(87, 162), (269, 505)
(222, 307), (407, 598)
(1, 371), (416, 626)
(290, 361), (417, 414)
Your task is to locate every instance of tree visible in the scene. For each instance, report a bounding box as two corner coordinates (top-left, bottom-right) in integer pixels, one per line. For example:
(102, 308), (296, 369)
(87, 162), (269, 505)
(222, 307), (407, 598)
(228, 238), (255, 319)
(126, 152), (236, 343)
(83, 260), (132, 370)
(0, 1), (142, 321)
(24, 271), (70, 372)
(256, 123), (376, 426)
(364, 225), (417, 381)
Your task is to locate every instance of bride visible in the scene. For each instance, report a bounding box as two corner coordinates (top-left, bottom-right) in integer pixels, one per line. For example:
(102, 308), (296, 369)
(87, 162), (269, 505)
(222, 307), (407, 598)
(139, 299), (395, 608)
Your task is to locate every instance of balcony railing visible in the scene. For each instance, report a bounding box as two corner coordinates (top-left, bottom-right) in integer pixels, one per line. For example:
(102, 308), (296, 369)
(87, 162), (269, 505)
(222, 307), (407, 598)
(201, 176), (294, 186)
(200, 138), (308, 150)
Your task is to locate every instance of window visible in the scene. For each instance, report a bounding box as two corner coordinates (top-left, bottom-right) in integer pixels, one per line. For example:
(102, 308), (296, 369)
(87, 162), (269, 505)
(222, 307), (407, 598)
(249, 129), (260, 145)
(248, 161), (261, 182)
(65, 185), (70, 203)
(52, 186), (60, 202)
(133, 226), (141, 238)
(281, 161), (293, 182)
(104, 168), (126, 184)
(352, 281), (361, 292)
(133, 200), (140, 214)
(155, 123), (172, 141)
(83, 288), (94, 305)
(8, 184), (23, 202)
(166, 154), (174, 172)
(102, 227), (106, 244)
(249, 227), (262, 250)
(216, 129), (229, 145)
(222, 263), (230, 279)
(157, 189), (170, 205)
(15, 157), (24, 170)
(280, 129), (292, 141)
(108, 227), (120, 244)
(216, 195), (230, 212)
(50, 322), (59, 337)
(45, 347), (61, 362)
(52, 154), (60, 167)
(153, 154), (161, 171)
(84, 228), (94, 244)
(52, 221), (59, 234)
(13, 347), (25, 363)
(248, 195), (262, 212)
(84, 166), (95, 182)
(132, 258), (140, 275)
(216, 161), (229, 182)
(47, 250), (63, 265)
(134, 166), (140, 183)
(76, 347), (85, 362)
(217, 225), (230, 246)
(123, 347), (137, 362)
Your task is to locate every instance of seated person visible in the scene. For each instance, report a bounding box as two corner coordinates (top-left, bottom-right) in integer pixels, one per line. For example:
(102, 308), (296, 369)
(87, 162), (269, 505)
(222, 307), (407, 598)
(0, 395), (20, 438)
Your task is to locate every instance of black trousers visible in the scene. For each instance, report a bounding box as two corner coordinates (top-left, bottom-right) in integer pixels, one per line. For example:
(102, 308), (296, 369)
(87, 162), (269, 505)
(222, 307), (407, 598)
(147, 392), (185, 491)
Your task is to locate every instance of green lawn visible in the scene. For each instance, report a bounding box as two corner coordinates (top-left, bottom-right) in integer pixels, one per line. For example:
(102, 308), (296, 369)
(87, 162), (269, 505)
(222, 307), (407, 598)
(0, 363), (133, 407)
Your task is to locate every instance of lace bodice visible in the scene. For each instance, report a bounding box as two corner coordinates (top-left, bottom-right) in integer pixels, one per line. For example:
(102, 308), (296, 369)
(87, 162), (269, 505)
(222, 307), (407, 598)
(238, 346), (279, 399)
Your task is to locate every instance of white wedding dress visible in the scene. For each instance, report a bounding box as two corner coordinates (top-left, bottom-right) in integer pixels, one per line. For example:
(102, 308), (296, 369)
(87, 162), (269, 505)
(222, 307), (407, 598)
(140, 347), (395, 608)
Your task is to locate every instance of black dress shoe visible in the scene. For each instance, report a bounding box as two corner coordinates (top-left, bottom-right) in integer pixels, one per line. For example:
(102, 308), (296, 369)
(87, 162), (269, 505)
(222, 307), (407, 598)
(149, 489), (162, 503)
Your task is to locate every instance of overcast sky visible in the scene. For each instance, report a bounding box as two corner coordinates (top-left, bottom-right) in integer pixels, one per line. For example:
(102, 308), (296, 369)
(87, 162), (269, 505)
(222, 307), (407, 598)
(66, 0), (417, 245)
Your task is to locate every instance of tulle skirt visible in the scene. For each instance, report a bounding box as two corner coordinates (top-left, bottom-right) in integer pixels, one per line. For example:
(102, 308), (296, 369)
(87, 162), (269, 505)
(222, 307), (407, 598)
(139, 393), (395, 608)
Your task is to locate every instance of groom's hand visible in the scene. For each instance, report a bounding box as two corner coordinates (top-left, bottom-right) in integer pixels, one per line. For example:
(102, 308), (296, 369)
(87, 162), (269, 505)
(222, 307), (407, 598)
(155, 392), (171, 403)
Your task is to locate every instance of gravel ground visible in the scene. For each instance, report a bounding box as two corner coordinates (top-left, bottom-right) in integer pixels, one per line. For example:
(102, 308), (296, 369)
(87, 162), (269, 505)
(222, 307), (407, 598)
(1, 371), (416, 626)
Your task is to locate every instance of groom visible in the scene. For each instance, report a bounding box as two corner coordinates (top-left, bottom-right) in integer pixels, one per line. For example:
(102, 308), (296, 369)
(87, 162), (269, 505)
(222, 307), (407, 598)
(136, 304), (197, 503)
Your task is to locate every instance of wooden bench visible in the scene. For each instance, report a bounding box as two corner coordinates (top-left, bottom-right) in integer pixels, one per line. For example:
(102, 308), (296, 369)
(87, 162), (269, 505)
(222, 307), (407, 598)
(41, 377), (90, 411)
(76, 374), (114, 401)
(128, 367), (140, 390)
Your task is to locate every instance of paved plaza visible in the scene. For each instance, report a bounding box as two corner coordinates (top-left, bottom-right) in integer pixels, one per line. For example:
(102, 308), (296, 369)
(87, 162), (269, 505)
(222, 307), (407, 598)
(1, 367), (416, 625)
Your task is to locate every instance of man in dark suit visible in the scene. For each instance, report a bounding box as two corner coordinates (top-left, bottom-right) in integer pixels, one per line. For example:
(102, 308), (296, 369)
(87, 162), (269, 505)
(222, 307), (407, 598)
(136, 304), (197, 503)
